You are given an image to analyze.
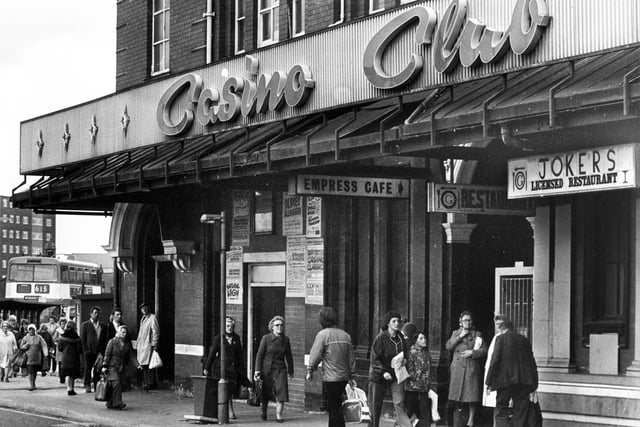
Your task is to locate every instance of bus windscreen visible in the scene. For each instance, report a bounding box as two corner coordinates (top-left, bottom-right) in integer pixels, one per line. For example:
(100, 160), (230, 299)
(9, 264), (57, 282)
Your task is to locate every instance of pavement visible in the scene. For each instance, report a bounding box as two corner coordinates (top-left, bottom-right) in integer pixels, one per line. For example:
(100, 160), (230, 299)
(0, 372), (331, 427)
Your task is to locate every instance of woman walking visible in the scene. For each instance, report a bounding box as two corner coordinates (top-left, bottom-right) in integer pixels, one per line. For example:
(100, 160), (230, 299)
(405, 331), (437, 427)
(204, 316), (250, 420)
(446, 311), (487, 427)
(254, 315), (294, 423)
(0, 321), (17, 382)
(53, 318), (67, 384)
(57, 320), (83, 396)
(20, 324), (48, 391)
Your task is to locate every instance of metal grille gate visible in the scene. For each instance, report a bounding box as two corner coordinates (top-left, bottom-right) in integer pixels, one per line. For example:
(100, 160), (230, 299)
(495, 263), (533, 340)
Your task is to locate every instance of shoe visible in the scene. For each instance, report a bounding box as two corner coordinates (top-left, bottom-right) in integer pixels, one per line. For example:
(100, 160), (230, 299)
(230, 413), (237, 420)
(42, 372), (47, 377)
(4, 378), (9, 383)
(412, 418), (420, 427)
(28, 388), (34, 391)
(260, 413), (267, 421)
(276, 418), (284, 423)
(68, 390), (77, 396)
(117, 404), (127, 410)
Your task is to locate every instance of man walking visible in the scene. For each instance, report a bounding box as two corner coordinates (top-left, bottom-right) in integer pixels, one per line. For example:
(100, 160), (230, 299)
(306, 307), (357, 427)
(80, 306), (108, 393)
(485, 316), (539, 427)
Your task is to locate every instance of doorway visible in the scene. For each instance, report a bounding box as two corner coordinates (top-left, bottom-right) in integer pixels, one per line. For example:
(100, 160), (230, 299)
(246, 263), (286, 375)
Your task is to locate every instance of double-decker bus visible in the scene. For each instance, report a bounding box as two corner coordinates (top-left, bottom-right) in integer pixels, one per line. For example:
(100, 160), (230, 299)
(0, 256), (103, 325)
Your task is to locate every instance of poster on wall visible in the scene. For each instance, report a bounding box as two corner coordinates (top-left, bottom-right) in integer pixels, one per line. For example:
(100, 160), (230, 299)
(232, 190), (251, 246)
(286, 236), (307, 298)
(283, 194), (304, 236)
(306, 237), (324, 305)
(226, 246), (243, 304)
(306, 197), (322, 237)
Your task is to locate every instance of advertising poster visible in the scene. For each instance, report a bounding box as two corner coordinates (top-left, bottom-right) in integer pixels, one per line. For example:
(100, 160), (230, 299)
(286, 236), (307, 298)
(306, 197), (322, 237)
(232, 190), (251, 246)
(306, 237), (324, 305)
(283, 194), (304, 236)
(226, 246), (243, 304)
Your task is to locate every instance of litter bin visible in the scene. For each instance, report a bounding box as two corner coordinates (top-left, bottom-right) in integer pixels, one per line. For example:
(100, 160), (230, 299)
(192, 375), (218, 419)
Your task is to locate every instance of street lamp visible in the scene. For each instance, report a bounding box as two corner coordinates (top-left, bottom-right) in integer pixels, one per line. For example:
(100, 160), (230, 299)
(199, 212), (228, 424)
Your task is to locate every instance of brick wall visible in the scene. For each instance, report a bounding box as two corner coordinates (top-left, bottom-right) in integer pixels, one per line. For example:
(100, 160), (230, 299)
(116, 0), (149, 91)
(169, 1), (206, 75)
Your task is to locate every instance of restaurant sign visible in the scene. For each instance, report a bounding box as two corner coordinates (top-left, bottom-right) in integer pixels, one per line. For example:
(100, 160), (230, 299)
(508, 144), (640, 199)
(290, 175), (409, 199)
(427, 183), (535, 215)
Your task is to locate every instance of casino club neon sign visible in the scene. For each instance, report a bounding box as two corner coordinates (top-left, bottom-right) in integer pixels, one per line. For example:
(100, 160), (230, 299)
(157, 0), (550, 136)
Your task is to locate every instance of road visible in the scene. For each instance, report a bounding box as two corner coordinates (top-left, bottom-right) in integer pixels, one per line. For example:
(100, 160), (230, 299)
(0, 408), (92, 427)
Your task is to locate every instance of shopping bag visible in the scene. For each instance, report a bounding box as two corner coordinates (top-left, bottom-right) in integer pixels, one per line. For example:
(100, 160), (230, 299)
(94, 375), (109, 401)
(428, 389), (441, 422)
(149, 350), (163, 369)
(344, 383), (371, 423)
(10, 350), (27, 369)
(247, 378), (263, 407)
(342, 399), (362, 423)
(391, 352), (409, 383)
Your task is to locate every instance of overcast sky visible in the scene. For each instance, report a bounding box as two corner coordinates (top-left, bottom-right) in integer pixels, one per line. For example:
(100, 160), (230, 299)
(0, 1), (116, 253)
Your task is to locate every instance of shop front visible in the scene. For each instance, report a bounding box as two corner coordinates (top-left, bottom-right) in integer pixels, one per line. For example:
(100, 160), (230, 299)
(13, 1), (640, 423)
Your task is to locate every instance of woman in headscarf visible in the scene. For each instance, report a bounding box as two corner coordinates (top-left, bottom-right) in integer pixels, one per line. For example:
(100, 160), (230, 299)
(204, 316), (250, 420)
(38, 323), (54, 376)
(52, 318), (68, 384)
(20, 324), (48, 391)
(57, 320), (83, 396)
(254, 315), (293, 423)
(0, 321), (17, 382)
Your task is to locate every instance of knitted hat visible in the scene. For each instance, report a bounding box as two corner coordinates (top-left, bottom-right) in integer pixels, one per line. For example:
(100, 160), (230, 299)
(402, 322), (418, 339)
(27, 323), (37, 331)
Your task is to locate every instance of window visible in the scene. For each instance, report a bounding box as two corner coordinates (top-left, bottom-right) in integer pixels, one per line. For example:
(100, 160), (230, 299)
(2, 260), (6, 269)
(9, 246), (13, 254)
(32, 247), (41, 256)
(9, 230), (13, 239)
(2, 230), (5, 238)
(9, 215), (13, 224)
(22, 246), (29, 255)
(22, 231), (28, 240)
(333, 0), (345, 25)
(254, 190), (273, 233)
(369, 0), (384, 13)
(8, 263), (57, 282)
(2, 245), (6, 253)
(32, 232), (43, 241)
(45, 218), (52, 227)
(1, 199), (6, 208)
(152, 0), (170, 75)
(15, 216), (20, 225)
(46, 233), (52, 242)
(292, 0), (305, 36)
(15, 245), (20, 253)
(258, 0), (279, 47)
(235, 0), (245, 53)
(32, 216), (43, 226)
(22, 216), (28, 225)
(583, 191), (630, 347)
(2, 214), (6, 223)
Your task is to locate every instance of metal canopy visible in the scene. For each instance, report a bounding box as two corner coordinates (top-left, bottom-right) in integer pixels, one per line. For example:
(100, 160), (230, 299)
(13, 47), (640, 210)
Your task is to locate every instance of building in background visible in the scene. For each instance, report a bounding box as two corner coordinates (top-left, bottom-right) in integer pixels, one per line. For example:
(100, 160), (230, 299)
(11, 1), (640, 425)
(0, 195), (56, 277)
(57, 253), (114, 294)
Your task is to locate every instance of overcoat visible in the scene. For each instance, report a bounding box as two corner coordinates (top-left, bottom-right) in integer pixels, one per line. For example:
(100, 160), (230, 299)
(255, 333), (293, 402)
(205, 332), (250, 386)
(446, 329), (487, 402)
(0, 331), (17, 369)
(136, 313), (160, 366)
(485, 329), (538, 392)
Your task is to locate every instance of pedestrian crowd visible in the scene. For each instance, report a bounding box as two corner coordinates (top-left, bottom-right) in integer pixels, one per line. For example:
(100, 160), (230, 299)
(0, 304), (538, 427)
(0, 302), (161, 412)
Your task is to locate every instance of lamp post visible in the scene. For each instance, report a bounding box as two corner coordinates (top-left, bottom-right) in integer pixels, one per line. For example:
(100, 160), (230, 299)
(199, 212), (228, 424)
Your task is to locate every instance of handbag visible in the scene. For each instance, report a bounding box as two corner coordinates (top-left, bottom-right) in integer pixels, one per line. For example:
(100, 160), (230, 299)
(10, 350), (27, 369)
(149, 350), (163, 369)
(95, 375), (109, 401)
(528, 392), (543, 427)
(344, 383), (371, 423)
(247, 378), (263, 407)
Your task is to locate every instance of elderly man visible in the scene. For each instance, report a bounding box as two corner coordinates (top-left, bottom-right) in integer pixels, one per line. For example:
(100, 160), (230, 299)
(485, 316), (539, 427)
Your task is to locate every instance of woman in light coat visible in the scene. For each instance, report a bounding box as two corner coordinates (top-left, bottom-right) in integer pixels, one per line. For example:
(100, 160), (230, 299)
(446, 311), (487, 427)
(136, 302), (160, 390)
(0, 321), (17, 382)
(20, 324), (48, 391)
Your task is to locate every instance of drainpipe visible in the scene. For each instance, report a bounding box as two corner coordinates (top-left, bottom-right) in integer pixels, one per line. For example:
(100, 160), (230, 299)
(204, 0), (215, 64)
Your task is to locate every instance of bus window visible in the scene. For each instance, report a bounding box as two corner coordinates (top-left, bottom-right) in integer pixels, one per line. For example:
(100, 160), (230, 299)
(9, 264), (33, 281)
(61, 265), (70, 283)
(34, 265), (57, 281)
(69, 267), (76, 282)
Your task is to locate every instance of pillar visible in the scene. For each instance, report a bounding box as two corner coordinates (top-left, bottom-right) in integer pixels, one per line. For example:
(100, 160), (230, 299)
(626, 197), (640, 376)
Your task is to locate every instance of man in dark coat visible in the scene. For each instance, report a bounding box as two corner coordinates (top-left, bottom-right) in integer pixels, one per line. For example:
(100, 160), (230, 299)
(80, 306), (108, 393)
(485, 317), (539, 427)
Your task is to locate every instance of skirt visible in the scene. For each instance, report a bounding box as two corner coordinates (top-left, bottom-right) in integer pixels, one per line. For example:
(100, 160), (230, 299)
(263, 367), (289, 402)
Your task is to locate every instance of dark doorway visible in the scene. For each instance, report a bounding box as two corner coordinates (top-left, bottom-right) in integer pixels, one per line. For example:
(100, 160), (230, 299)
(250, 286), (285, 370)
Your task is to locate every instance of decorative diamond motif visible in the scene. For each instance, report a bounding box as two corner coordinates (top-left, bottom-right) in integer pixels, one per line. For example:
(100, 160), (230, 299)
(62, 123), (71, 152)
(121, 105), (130, 137)
(36, 130), (45, 157)
(89, 115), (99, 144)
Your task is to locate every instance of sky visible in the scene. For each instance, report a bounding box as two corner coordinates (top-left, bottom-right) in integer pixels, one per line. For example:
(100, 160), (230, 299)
(0, 1), (116, 254)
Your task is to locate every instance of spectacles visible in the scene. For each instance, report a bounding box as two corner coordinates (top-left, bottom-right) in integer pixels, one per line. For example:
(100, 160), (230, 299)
(273, 324), (284, 327)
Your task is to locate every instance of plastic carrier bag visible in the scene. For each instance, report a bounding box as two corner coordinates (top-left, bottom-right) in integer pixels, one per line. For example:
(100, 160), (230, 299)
(343, 383), (371, 423)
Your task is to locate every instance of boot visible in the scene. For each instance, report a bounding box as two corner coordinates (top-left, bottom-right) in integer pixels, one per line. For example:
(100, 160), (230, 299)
(261, 401), (268, 421)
